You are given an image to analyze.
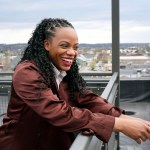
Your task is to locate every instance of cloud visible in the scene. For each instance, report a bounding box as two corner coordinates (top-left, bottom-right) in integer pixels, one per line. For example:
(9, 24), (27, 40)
(0, 26), (33, 44)
(120, 21), (150, 43)
(73, 21), (112, 43)
(0, 0), (149, 43)
(0, 20), (149, 44)
(0, 0), (111, 23)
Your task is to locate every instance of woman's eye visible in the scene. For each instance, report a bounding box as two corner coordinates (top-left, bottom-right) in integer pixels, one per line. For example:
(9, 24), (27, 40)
(60, 45), (68, 49)
(74, 46), (79, 51)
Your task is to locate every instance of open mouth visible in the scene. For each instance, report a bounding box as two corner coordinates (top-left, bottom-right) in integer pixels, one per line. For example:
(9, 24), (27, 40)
(62, 58), (73, 63)
(61, 58), (74, 67)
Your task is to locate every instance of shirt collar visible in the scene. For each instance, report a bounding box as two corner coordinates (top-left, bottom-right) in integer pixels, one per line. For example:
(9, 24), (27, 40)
(52, 64), (66, 79)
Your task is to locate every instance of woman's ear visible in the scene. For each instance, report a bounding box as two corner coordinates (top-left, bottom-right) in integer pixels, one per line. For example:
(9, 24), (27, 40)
(44, 40), (51, 51)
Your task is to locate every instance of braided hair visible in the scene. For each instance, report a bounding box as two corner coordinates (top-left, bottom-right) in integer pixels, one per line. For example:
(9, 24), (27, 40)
(19, 18), (86, 105)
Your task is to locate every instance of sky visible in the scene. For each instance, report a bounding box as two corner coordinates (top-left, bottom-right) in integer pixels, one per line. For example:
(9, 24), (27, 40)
(0, 0), (150, 44)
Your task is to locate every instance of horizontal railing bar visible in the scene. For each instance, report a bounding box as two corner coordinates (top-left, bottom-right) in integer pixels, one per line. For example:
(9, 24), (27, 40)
(69, 134), (93, 150)
(80, 72), (112, 76)
(0, 72), (112, 77)
(0, 79), (109, 83)
(86, 136), (103, 150)
(107, 83), (118, 105)
(69, 72), (118, 150)
(0, 81), (12, 85)
(84, 80), (110, 83)
(101, 72), (118, 100)
(0, 72), (13, 76)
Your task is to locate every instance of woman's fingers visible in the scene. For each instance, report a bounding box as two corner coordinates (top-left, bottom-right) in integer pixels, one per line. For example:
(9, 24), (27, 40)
(146, 125), (150, 139)
(117, 117), (150, 143)
(134, 123), (150, 143)
(135, 137), (146, 144)
(140, 136), (147, 142)
(137, 123), (150, 142)
(136, 138), (142, 144)
(82, 129), (94, 135)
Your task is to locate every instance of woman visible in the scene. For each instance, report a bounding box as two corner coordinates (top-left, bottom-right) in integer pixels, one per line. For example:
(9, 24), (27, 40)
(0, 18), (150, 150)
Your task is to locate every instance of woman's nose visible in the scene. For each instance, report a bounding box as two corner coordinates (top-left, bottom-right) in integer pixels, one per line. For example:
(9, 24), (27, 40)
(67, 48), (78, 56)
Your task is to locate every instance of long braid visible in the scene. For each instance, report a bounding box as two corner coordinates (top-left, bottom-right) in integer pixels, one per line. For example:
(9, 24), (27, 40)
(19, 18), (86, 104)
(65, 60), (86, 105)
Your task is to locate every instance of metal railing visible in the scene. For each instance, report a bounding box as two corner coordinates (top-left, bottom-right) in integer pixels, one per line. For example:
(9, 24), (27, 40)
(70, 72), (119, 150)
(0, 75), (12, 125)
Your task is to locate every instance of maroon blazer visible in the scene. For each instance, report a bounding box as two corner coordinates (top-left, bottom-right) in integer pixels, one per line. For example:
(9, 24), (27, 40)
(0, 61), (124, 150)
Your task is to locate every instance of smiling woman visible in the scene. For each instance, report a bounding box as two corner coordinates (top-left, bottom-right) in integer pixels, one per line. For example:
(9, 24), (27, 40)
(0, 18), (150, 150)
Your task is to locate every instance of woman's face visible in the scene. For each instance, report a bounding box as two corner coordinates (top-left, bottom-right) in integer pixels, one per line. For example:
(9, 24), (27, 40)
(44, 27), (79, 71)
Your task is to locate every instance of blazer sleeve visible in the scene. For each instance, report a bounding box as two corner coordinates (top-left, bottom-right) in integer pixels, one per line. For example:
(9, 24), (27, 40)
(13, 62), (116, 142)
(76, 89), (125, 117)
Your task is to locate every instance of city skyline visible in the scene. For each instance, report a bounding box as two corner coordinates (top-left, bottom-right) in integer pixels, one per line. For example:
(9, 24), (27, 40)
(0, 0), (150, 44)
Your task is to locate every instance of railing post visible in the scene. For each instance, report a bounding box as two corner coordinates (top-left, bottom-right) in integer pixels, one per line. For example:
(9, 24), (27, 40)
(111, 0), (120, 149)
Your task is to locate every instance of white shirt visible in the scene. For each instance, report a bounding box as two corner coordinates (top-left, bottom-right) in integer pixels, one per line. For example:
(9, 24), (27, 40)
(53, 65), (66, 89)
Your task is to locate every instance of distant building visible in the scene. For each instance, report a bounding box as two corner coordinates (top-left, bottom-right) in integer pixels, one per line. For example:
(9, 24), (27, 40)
(120, 55), (150, 64)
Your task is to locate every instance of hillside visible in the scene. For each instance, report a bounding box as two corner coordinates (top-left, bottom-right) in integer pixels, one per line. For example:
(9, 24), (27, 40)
(0, 43), (149, 51)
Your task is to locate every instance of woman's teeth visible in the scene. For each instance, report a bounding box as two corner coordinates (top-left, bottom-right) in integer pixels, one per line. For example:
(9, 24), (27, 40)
(63, 59), (73, 63)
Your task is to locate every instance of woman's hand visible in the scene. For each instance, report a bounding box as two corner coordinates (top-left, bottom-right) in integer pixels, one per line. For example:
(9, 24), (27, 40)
(114, 115), (150, 144)
(82, 129), (95, 135)
(119, 114), (150, 127)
